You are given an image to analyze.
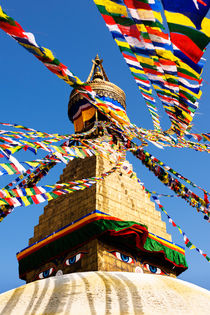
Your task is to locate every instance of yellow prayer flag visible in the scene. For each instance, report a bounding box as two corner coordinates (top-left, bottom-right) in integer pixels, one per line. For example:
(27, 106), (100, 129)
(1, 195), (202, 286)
(8, 146), (23, 154)
(152, 85), (176, 98)
(181, 111), (193, 122)
(94, 0), (128, 16)
(136, 55), (155, 66)
(189, 245), (196, 250)
(106, 3), (127, 16)
(153, 12), (163, 24)
(25, 188), (33, 196)
(130, 67), (144, 74)
(21, 196), (32, 207)
(178, 227), (183, 234)
(179, 86), (202, 98)
(74, 147), (85, 158)
(165, 11), (195, 28)
(136, 24), (147, 33)
(156, 49), (179, 62)
(0, 164), (14, 175)
(42, 47), (55, 60)
(165, 11), (210, 37)
(178, 60), (202, 79)
(138, 86), (153, 94)
(201, 18), (210, 37)
(115, 39), (130, 49)
(0, 200), (7, 206)
(25, 161), (40, 167)
(0, 6), (9, 20)
(45, 193), (54, 201)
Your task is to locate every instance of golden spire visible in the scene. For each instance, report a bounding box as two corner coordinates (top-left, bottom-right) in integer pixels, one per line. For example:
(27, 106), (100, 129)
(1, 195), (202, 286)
(68, 55), (126, 132)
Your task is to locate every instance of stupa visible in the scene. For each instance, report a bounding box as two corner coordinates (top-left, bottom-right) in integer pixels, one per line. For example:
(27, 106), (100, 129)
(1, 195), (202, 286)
(0, 56), (209, 314)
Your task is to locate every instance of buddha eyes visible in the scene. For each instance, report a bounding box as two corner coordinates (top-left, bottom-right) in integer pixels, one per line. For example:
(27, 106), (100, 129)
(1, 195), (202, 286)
(65, 252), (85, 265)
(108, 250), (166, 275)
(35, 252), (166, 281)
(38, 267), (55, 279)
(109, 251), (135, 264)
(143, 263), (166, 275)
(35, 252), (87, 280)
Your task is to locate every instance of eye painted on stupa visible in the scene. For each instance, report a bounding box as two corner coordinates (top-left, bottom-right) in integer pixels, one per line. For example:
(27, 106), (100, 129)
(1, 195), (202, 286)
(65, 252), (87, 265)
(38, 267), (55, 279)
(143, 263), (166, 275)
(108, 251), (135, 264)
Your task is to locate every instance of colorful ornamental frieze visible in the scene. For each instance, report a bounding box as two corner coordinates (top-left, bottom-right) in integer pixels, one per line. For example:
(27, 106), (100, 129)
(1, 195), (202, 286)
(17, 210), (187, 282)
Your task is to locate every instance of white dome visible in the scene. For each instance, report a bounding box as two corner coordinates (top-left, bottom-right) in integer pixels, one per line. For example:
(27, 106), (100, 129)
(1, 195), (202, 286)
(0, 272), (209, 314)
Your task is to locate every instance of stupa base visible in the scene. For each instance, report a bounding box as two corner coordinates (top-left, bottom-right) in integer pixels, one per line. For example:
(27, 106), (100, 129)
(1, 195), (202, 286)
(0, 271), (209, 315)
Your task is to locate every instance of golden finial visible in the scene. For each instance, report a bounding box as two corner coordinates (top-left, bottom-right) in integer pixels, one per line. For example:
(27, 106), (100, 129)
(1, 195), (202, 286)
(86, 54), (109, 82)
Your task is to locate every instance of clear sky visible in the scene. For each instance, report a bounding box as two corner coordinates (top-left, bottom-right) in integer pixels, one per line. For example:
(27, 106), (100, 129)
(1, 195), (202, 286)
(0, 0), (209, 293)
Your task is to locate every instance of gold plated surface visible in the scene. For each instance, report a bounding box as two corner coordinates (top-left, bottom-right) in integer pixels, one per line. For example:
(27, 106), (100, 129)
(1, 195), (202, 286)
(68, 55), (126, 121)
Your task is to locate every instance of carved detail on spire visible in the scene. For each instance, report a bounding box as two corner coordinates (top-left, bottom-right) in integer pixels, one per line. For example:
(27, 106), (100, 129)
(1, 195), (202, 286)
(86, 54), (109, 83)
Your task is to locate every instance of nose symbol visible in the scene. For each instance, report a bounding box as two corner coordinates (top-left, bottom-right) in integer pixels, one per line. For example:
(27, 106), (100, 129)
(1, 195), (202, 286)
(135, 266), (143, 273)
(56, 270), (63, 277)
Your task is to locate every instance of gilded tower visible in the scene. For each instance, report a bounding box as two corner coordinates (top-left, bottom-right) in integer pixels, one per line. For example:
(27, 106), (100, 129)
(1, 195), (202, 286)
(16, 56), (187, 283)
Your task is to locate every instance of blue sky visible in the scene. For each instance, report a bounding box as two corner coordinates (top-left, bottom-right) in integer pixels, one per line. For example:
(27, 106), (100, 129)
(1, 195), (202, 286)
(0, 0), (209, 292)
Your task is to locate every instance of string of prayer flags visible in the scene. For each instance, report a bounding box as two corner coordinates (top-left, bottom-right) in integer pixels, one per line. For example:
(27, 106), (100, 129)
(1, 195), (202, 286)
(138, 146), (210, 198)
(0, 161), (40, 176)
(3, 160), (58, 193)
(0, 159), (58, 221)
(1, 134), (125, 198)
(99, 120), (210, 154)
(145, 189), (175, 198)
(0, 157), (58, 220)
(2, 122), (210, 160)
(1, 1), (197, 137)
(123, 0), (184, 130)
(93, 0), (162, 130)
(0, 128), (125, 178)
(2, 126), (209, 219)
(130, 123), (210, 153)
(0, 161), (124, 199)
(0, 6), (131, 129)
(0, 145), (94, 176)
(0, 7), (82, 87)
(0, 140), (106, 165)
(161, 0), (210, 63)
(185, 131), (210, 143)
(93, 0), (210, 135)
(0, 159), (123, 222)
(0, 121), (100, 141)
(131, 146), (210, 219)
(151, 195), (210, 262)
(1, 4), (210, 137)
(0, 148), (26, 174)
(0, 156), (61, 177)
